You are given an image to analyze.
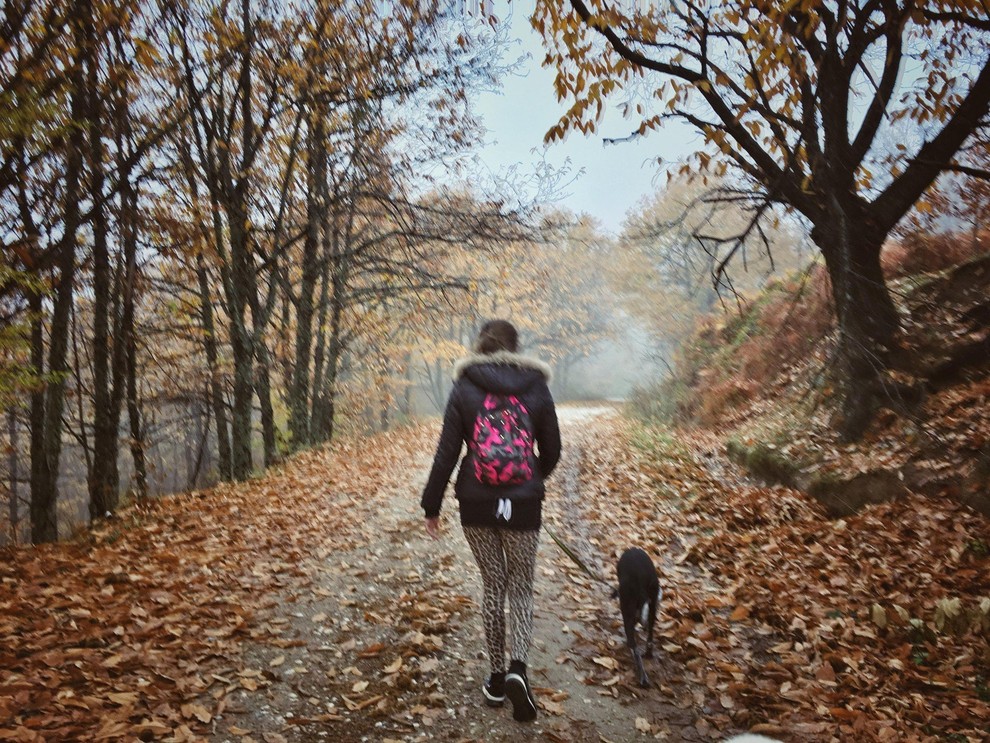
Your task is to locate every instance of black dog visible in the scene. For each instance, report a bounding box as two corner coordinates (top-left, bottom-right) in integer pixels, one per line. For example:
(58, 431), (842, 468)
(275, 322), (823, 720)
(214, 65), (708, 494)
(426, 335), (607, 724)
(616, 547), (661, 688)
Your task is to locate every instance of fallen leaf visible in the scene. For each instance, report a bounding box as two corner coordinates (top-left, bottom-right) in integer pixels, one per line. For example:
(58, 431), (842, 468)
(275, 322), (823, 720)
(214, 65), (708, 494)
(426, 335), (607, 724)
(180, 703), (212, 724)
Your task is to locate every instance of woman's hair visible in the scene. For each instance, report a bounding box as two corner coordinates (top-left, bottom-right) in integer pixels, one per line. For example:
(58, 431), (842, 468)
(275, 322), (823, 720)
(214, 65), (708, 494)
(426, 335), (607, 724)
(474, 319), (519, 354)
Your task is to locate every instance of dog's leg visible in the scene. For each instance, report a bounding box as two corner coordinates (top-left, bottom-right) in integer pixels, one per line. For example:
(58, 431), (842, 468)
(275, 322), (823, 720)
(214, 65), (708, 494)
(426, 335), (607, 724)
(643, 590), (658, 659)
(631, 646), (649, 687)
(624, 612), (650, 687)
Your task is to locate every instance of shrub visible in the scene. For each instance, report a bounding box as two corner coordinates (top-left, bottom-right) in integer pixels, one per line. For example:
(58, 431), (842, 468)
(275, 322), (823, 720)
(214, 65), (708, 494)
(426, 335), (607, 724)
(698, 379), (759, 426)
(725, 437), (802, 487)
(628, 377), (691, 424)
(633, 263), (837, 426)
(883, 231), (990, 279)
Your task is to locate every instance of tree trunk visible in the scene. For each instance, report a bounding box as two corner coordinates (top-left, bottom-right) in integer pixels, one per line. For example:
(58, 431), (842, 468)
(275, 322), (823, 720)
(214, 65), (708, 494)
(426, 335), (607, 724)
(288, 120), (325, 450)
(196, 256), (232, 481)
(70, 301), (91, 472)
(116, 117), (142, 500)
(255, 345), (277, 467)
(30, 236), (77, 543)
(186, 401), (211, 489)
(309, 251), (332, 433)
(7, 409), (19, 543)
(402, 351), (413, 417)
(229, 320), (254, 480)
(28, 288), (53, 543)
(30, 11), (85, 543)
(312, 290), (344, 443)
(379, 370), (390, 432)
(87, 9), (119, 521)
(94, 24), (141, 510)
(125, 321), (147, 500)
(812, 197), (902, 440)
(224, 136), (257, 479)
(227, 0), (257, 481)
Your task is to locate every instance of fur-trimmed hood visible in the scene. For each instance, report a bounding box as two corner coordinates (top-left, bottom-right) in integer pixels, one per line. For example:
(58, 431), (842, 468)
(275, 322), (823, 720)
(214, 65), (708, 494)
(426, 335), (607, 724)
(453, 350), (552, 396)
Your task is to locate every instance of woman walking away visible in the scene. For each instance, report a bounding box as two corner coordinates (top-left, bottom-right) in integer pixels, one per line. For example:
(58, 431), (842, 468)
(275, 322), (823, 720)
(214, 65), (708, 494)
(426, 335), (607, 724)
(421, 319), (561, 722)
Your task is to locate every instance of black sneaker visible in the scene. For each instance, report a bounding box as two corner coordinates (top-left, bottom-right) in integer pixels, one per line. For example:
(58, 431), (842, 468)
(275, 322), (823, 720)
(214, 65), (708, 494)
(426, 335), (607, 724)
(504, 661), (537, 722)
(483, 672), (505, 707)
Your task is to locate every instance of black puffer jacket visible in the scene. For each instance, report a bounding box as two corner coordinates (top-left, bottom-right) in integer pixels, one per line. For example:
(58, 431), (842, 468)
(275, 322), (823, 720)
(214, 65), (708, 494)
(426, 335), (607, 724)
(421, 351), (561, 530)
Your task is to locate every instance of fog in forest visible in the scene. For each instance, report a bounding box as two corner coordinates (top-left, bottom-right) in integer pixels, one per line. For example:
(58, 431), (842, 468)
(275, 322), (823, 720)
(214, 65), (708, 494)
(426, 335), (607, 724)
(0, 1), (816, 545)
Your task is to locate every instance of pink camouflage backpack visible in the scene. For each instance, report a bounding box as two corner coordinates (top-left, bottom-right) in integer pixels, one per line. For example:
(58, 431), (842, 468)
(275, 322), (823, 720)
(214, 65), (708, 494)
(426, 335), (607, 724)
(470, 393), (536, 486)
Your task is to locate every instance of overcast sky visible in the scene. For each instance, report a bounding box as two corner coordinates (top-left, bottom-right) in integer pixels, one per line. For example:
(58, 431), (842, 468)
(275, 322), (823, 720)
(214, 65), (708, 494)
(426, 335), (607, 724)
(469, 4), (698, 234)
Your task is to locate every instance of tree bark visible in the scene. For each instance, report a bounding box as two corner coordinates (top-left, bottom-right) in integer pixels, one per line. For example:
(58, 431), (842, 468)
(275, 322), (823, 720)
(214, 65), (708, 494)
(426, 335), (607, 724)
(87, 6), (119, 521)
(309, 232), (332, 433)
(812, 196), (902, 440)
(312, 284), (344, 443)
(30, 8), (85, 543)
(125, 319), (146, 500)
(7, 409), (19, 543)
(29, 221), (78, 543)
(116, 101), (144, 501)
(226, 0), (258, 480)
(186, 402), (209, 489)
(255, 345), (277, 467)
(288, 118), (325, 450)
(195, 252), (232, 479)
(28, 287), (52, 543)
(228, 313), (254, 479)
(402, 350), (413, 417)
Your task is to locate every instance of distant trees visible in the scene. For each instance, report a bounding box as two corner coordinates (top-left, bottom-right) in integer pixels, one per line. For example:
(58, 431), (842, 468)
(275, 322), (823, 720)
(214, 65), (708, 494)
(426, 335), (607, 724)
(409, 210), (616, 406)
(898, 138), (990, 260)
(1, 0), (525, 543)
(1, 0), (154, 540)
(612, 176), (809, 356)
(535, 0), (990, 438)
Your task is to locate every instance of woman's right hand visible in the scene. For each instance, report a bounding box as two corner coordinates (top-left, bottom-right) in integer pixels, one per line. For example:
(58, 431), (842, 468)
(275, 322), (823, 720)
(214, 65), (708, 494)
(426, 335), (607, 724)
(425, 516), (440, 540)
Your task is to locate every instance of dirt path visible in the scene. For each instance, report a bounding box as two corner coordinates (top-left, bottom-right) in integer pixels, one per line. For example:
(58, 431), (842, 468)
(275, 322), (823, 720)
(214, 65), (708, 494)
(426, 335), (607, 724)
(7, 403), (986, 741)
(208, 405), (708, 743)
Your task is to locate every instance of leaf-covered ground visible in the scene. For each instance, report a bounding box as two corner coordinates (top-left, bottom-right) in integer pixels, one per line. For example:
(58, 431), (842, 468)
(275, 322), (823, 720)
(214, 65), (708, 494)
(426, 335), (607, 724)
(580, 419), (990, 742)
(2, 406), (988, 742)
(683, 253), (990, 516)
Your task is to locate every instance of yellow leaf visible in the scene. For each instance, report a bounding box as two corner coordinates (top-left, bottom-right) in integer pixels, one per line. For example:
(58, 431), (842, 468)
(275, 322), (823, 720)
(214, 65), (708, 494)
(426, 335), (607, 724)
(870, 603), (887, 629)
(729, 604), (750, 621)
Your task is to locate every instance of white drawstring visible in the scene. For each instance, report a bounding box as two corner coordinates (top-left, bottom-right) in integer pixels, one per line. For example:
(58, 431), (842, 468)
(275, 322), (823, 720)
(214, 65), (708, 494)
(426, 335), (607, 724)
(496, 498), (512, 522)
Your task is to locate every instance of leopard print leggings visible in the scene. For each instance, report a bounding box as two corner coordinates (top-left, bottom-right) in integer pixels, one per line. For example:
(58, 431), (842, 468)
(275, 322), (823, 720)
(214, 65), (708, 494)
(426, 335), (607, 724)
(462, 526), (539, 674)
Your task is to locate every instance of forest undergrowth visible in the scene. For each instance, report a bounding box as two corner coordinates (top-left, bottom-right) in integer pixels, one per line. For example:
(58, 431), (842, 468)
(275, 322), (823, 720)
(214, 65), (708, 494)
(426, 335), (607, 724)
(610, 241), (990, 740)
(639, 243), (990, 518)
